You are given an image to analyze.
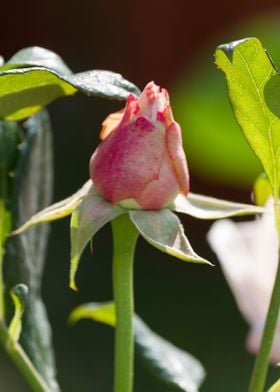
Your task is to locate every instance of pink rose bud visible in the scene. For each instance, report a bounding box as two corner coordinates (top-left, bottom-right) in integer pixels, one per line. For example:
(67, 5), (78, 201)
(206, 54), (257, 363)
(89, 81), (189, 209)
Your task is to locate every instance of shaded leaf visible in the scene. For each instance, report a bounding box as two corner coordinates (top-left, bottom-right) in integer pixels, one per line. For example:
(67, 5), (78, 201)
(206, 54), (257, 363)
(12, 180), (92, 235)
(129, 209), (211, 265)
(5, 110), (60, 391)
(215, 38), (280, 197)
(70, 193), (125, 290)
(7, 46), (72, 75)
(8, 284), (28, 344)
(0, 46), (140, 121)
(70, 302), (205, 392)
(171, 192), (264, 219)
(0, 121), (20, 247)
(253, 173), (272, 206)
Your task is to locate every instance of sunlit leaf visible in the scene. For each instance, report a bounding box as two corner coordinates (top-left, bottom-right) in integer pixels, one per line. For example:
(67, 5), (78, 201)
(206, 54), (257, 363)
(215, 38), (280, 198)
(69, 302), (115, 327)
(70, 194), (125, 290)
(12, 180), (92, 235)
(268, 378), (280, 392)
(253, 173), (272, 206)
(8, 284), (28, 344)
(129, 209), (211, 265)
(70, 302), (206, 392)
(0, 46), (140, 121)
(171, 192), (264, 219)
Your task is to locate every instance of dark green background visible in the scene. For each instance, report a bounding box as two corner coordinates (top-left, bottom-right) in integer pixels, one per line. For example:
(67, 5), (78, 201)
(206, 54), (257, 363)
(1, 1), (280, 391)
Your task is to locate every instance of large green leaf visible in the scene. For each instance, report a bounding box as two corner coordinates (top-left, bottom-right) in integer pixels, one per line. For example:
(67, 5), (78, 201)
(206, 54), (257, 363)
(70, 302), (205, 392)
(0, 46), (140, 121)
(171, 192), (264, 219)
(215, 37), (280, 197)
(5, 111), (60, 391)
(70, 193), (125, 290)
(129, 209), (211, 265)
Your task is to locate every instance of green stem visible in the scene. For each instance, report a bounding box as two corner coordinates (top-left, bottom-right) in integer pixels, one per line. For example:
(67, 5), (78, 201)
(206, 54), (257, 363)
(248, 201), (280, 392)
(0, 321), (49, 392)
(112, 214), (139, 392)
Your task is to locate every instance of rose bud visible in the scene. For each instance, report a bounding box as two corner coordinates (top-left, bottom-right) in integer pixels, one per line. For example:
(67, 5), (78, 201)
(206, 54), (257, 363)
(89, 81), (189, 210)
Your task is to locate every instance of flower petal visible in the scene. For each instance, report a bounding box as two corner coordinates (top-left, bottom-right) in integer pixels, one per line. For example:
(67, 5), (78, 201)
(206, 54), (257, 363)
(129, 209), (211, 264)
(70, 193), (125, 290)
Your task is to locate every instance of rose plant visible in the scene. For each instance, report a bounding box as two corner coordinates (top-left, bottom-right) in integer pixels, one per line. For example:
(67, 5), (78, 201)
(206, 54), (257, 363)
(1, 37), (280, 392)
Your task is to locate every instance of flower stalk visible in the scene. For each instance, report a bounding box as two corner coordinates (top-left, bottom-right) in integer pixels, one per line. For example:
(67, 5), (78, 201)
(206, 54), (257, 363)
(112, 214), (139, 392)
(0, 322), (49, 392)
(249, 200), (280, 392)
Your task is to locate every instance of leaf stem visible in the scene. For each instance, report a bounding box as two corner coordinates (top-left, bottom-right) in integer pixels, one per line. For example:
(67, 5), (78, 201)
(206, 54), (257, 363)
(0, 321), (49, 392)
(248, 200), (280, 392)
(112, 213), (138, 392)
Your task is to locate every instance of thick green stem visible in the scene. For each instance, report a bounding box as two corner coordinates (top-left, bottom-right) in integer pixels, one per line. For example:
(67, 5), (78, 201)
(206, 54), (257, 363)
(0, 322), (49, 392)
(112, 214), (139, 392)
(248, 201), (280, 392)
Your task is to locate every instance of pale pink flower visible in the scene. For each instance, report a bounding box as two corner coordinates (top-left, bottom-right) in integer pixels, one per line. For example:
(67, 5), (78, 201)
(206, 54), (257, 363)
(207, 199), (280, 363)
(89, 81), (189, 210)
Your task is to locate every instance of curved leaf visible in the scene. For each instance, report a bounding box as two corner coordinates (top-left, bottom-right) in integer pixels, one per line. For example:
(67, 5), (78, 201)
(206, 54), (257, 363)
(0, 63), (140, 121)
(171, 192), (264, 219)
(12, 180), (92, 235)
(70, 194), (125, 290)
(268, 378), (280, 392)
(215, 38), (280, 197)
(5, 111), (60, 391)
(70, 302), (206, 392)
(8, 284), (28, 344)
(129, 209), (211, 265)
(7, 46), (72, 75)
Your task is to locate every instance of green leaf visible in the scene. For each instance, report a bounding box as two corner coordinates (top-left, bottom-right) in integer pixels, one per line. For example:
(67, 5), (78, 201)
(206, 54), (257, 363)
(69, 302), (115, 327)
(7, 46), (72, 75)
(0, 46), (140, 121)
(253, 173), (272, 206)
(171, 192), (264, 219)
(268, 378), (280, 392)
(5, 110), (60, 391)
(0, 121), (21, 247)
(129, 209), (211, 265)
(70, 193), (125, 290)
(12, 180), (92, 235)
(8, 284), (28, 344)
(215, 37), (280, 198)
(70, 302), (206, 392)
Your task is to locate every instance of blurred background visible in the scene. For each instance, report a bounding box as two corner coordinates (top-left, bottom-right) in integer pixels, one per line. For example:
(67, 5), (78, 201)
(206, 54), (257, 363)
(1, 0), (280, 391)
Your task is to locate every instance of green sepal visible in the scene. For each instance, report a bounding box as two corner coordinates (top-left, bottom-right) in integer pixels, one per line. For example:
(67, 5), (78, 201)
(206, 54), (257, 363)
(171, 192), (264, 219)
(70, 193), (125, 290)
(129, 209), (211, 265)
(12, 180), (92, 235)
